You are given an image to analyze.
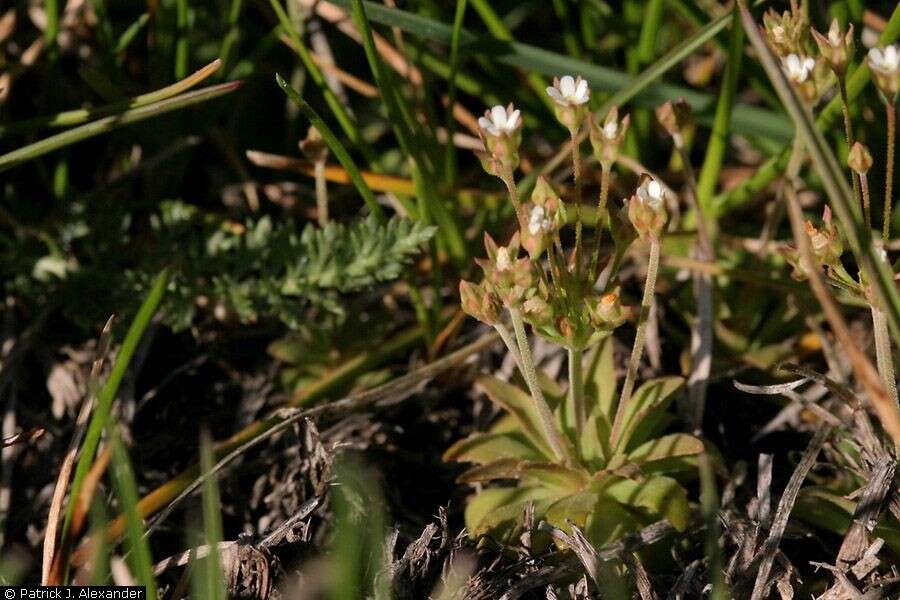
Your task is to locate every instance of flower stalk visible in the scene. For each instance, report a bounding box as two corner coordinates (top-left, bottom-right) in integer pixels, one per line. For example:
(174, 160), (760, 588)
(568, 346), (585, 442)
(885, 103), (895, 243)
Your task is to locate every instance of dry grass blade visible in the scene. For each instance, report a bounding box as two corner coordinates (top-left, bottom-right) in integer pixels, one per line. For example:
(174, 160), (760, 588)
(837, 458), (896, 564)
(750, 426), (830, 600)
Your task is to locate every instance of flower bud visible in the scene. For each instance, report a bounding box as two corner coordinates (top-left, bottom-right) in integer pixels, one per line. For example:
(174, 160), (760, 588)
(460, 280), (501, 324)
(477, 104), (522, 174)
(299, 126), (329, 162)
(587, 291), (626, 330)
(811, 19), (854, 76)
(520, 177), (566, 258)
(655, 99), (693, 145)
(628, 175), (667, 240)
(588, 107), (629, 167)
(805, 206), (843, 269)
(546, 75), (590, 133)
(868, 45), (900, 103)
(848, 142), (873, 175)
(763, 8), (807, 57)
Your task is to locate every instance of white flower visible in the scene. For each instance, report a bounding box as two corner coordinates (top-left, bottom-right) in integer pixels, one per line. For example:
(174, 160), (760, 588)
(478, 105), (521, 136)
(869, 45), (900, 75)
(636, 178), (665, 210)
(828, 21), (842, 46)
(602, 120), (618, 140)
(495, 247), (512, 271)
(528, 205), (553, 235)
(782, 54), (816, 83)
(546, 75), (590, 107)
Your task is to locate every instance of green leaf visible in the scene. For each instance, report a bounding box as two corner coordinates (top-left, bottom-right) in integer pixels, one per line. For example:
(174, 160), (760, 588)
(625, 433), (704, 474)
(464, 486), (560, 536)
(604, 475), (692, 531)
(276, 75), (384, 220)
(476, 376), (556, 460)
(519, 463), (590, 492)
(615, 376), (685, 452)
(443, 432), (543, 464)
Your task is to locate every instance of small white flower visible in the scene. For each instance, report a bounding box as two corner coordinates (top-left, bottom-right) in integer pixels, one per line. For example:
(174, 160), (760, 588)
(782, 54), (816, 83)
(869, 44), (900, 75)
(528, 205), (553, 236)
(495, 247), (512, 271)
(637, 178), (665, 210)
(546, 75), (590, 107)
(602, 120), (618, 140)
(478, 105), (521, 136)
(827, 21), (842, 46)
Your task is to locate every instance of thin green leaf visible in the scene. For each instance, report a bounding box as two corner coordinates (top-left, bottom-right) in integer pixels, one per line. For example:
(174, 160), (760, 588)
(60, 269), (169, 566)
(736, 0), (900, 348)
(0, 59), (223, 135)
(276, 74), (384, 220)
(443, 432), (543, 464)
(109, 433), (157, 595)
(191, 431), (227, 600)
(0, 83), (240, 173)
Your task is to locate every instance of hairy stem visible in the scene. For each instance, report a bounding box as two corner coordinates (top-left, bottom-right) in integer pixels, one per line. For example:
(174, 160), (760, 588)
(509, 308), (570, 463)
(872, 306), (899, 407)
(590, 164), (611, 281)
(838, 78), (863, 221)
(314, 159), (329, 226)
(494, 322), (523, 373)
(861, 172), (872, 230)
(568, 346), (585, 446)
(571, 130), (584, 282)
(610, 237), (661, 447)
(885, 103), (896, 243)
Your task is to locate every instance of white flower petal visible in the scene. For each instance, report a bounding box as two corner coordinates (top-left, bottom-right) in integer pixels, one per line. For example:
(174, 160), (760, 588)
(648, 180), (663, 200)
(508, 109), (521, 129)
(546, 87), (563, 103)
(575, 78), (589, 102)
(560, 75), (575, 96)
(491, 105), (507, 128)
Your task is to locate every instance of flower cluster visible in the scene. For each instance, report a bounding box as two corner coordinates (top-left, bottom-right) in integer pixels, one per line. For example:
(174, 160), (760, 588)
(868, 44), (900, 102)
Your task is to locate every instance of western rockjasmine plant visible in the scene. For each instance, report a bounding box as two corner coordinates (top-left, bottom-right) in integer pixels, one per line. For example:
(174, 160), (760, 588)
(868, 44), (899, 242)
(451, 79), (699, 546)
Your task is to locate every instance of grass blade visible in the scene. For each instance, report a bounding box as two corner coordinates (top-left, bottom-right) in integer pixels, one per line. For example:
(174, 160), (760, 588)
(190, 430), (227, 600)
(276, 74), (384, 220)
(109, 432), (157, 595)
(58, 269), (169, 576)
(0, 83), (240, 173)
(736, 0), (900, 348)
(0, 59), (223, 135)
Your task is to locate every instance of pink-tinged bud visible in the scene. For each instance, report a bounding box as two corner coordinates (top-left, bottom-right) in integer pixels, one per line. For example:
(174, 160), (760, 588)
(460, 280), (501, 324)
(655, 99), (693, 142)
(588, 107), (629, 167)
(627, 175), (667, 240)
(848, 142), (873, 175)
(299, 126), (329, 162)
(588, 291), (626, 329)
(520, 177), (566, 258)
(811, 19), (854, 76)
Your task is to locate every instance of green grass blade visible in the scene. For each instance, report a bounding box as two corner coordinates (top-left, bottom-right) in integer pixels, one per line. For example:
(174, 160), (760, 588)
(443, 0), (468, 188)
(113, 13), (150, 59)
(736, 0), (900, 347)
(0, 59), (224, 135)
(190, 431), (227, 600)
(0, 83), (240, 173)
(109, 432), (157, 595)
(696, 4), (743, 212)
(60, 270), (170, 565)
(276, 74), (384, 220)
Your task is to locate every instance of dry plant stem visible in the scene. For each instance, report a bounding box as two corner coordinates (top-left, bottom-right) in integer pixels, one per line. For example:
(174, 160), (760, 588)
(314, 159), (328, 226)
(509, 308), (570, 462)
(783, 181), (900, 446)
(610, 237), (661, 447)
(568, 347), (585, 443)
(885, 103), (896, 243)
(590, 164), (611, 280)
(871, 306), (899, 407)
(674, 140), (714, 432)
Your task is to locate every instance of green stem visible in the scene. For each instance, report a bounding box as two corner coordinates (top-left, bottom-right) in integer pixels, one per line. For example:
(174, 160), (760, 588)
(838, 78), (863, 223)
(862, 172), (872, 231)
(494, 323), (523, 372)
(885, 103), (896, 243)
(568, 347), (585, 446)
(610, 237), (661, 447)
(571, 129), (584, 281)
(590, 164), (611, 281)
(872, 306), (899, 407)
(509, 309), (570, 462)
